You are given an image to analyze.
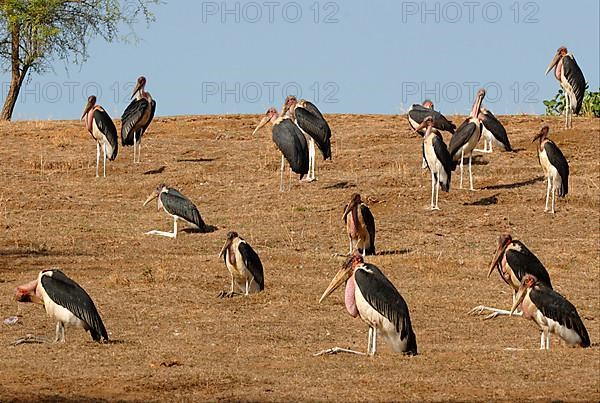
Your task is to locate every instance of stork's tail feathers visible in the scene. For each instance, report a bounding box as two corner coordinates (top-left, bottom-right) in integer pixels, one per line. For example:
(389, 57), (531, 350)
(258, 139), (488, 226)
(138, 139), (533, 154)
(405, 329), (418, 356)
(108, 144), (118, 161)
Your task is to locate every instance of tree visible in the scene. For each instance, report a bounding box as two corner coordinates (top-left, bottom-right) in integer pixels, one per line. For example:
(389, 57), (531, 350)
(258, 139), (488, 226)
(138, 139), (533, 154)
(0, 0), (157, 121)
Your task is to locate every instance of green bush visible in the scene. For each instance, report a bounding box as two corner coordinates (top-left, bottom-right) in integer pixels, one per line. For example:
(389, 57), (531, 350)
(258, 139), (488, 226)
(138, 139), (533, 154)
(544, 85), (600, 118)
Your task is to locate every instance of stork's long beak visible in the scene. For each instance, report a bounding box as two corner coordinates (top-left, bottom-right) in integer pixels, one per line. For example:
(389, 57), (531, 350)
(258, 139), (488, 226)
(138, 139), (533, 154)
(342, 200), (355, 222)
(319, 261), (353, 303)
(487, 243), (507, 278)
(252, 115), (270, 135)
(532, 129), (546, 143)
(131, 80), (143, 99)
(218, 238), (232, 259)
(510, 282), (528, 315)
(545, 52), (561, 76)
(81, 100), (93, 121)
(143, 191), (158, 207)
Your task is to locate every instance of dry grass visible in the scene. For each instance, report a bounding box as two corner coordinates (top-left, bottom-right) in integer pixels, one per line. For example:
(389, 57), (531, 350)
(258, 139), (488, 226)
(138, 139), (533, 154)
(0, 114), (598, 402)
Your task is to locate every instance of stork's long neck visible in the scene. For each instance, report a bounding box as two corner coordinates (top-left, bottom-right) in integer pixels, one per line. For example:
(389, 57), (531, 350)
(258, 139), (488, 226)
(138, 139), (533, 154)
(555, 56), (564, 81)
(136, 87), (150, 101)
(350, 205), (359, 236)
(85, 106), (100, 133)
(227, 244), (236, 266)
(344, 271), (359, 318)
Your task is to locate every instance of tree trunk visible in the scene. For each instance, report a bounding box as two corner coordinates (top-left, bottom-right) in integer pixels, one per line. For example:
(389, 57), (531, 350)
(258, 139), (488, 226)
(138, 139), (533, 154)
(0, 22), (26, 121)
(0, 68), (28, 121)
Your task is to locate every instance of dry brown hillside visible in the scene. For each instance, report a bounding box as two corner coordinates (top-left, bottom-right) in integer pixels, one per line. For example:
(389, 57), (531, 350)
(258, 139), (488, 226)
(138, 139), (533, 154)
(0, 114), (598, 402)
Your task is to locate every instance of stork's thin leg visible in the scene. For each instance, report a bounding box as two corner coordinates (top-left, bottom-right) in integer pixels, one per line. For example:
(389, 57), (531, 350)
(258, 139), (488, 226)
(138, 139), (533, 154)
(435, 174), (440, 210)
(430, 171), (435, 210)
(55, 322), (65, 343)
(565, 93), (569, 129)
(348, 238), (353, 254)
(489, 140), (493, 153)
(468, 305), (523, 320)
(217, 277), (240, 298)
(367, 327), (373, 356)
(138, 140), (142, 163)
(545, 329), (550, 350)
(103, 143), (107, 177)
(245, 279), (250, 296)
(95, 143), (100, 178)
(145, 230), (177, 238)
(371, 327), (377, 356)
(544, 176), (551, 212)
(551, 186), (556, 214)
(280, 154), (285, 192)
(468, 155), (474, 191)
(460, 149), (465, 189)
(144, 217), (177, 239)
(313, 347), (366, 356)
(310, 138), (316, 181)
(133, 137), (137, 163)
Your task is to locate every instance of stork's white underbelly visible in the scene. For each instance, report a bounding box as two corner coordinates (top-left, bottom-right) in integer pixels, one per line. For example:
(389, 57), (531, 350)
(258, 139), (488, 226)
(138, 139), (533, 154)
(346, 212), (369, 252)
(424, 135), (447, 183)
(225, 244), (260, 294)
(92, 120), (115, 157)
(532, 310), (582, 346)
(39, 286), (86, 329)
(353, 280), (408, 352)
(539, 149), (562, 186)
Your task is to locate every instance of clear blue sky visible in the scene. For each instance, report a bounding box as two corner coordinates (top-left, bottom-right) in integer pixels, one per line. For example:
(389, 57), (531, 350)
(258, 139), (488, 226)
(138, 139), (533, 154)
(3, 0), (599, 120)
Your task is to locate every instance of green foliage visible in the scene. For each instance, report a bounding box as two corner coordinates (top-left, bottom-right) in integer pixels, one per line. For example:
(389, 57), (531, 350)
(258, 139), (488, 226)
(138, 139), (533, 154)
(544, 85), (600, 118)
(0, 0), (159, 73)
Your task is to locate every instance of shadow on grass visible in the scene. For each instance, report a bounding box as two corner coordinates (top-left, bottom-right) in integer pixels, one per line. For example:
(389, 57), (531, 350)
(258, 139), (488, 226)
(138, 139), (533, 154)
(482, 175), (544, 190)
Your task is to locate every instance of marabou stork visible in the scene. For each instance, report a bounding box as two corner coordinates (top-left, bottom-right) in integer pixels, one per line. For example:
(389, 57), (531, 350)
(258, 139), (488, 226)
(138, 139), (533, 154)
(218, 231), (264, 298)
(15, 269), (108, 343)
(143, 184), (206, 238)
(121, 76), (156, 163)
(414, 116), (454, 210)
(253, 107), (309, 191)
(511, 274), (590, 349)
(470, 233), (552, 320)
(475, 108), (512, 153)
(533, 126), (569, 214)
(407, 100), (456, 168)
(448, 88), (486, 190)
(282, 96), (332, 182)
(319, 252), (417, 356)
(81, 95), (118, 177)
(342, 193), (375, 255)
(545, 46), (586, 128)
(407, 100), (456, 136)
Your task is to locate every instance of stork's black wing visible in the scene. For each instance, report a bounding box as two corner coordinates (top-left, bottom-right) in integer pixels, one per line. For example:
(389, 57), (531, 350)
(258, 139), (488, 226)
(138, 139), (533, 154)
(239, 241), (264, 291)
(160, 189), (206, 229)
(295, 102), (332, 160)
(544, 140), (569, 196)
(272, 118), (309, 177)
(480, 109), (511, 151)
(121, 99), (148, 146)
(432, 135), (454, 191)
(140, 99), (156, 135)
(448, 119), (478, 159)
(408, 105), (456, 134)
(355, 263), (417, 355)
(93, 109), (118, 160)
(562, 55), (586, 114)
(41, 270), (108, 342)
(505, 241), (552, 288)
(530, 285), (590, 347)
(360, 204), (376, 255)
